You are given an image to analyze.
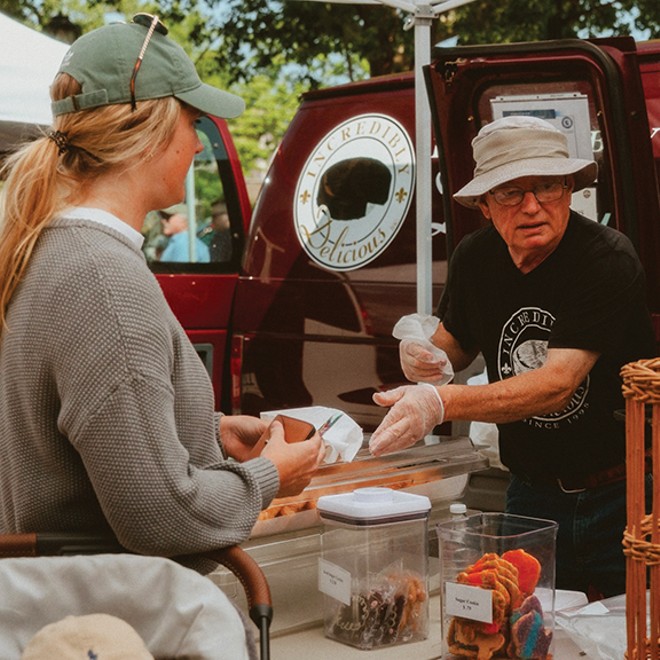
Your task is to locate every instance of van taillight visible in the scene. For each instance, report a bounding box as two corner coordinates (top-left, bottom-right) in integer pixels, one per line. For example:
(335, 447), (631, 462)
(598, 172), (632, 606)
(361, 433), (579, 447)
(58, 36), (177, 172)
(230, 335), (244, 414)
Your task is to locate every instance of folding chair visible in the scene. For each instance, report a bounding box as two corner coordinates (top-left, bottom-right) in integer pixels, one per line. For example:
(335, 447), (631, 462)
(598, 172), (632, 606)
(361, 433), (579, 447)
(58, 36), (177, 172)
(0, 532), (272, 660)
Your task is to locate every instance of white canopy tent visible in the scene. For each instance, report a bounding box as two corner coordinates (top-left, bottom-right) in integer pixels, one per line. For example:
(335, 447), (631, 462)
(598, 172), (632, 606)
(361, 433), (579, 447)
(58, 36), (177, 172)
(292, 0), (474, 314)
(0, 12), (69, 152)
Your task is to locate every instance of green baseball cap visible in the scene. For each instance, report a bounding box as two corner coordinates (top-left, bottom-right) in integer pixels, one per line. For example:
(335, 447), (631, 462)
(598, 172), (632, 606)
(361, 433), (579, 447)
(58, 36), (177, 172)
(51, 14), (244, 118)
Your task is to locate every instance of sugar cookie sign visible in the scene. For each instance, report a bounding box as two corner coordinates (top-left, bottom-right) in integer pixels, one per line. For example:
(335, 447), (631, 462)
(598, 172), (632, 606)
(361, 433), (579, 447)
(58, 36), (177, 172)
(294, 114), (415, 271)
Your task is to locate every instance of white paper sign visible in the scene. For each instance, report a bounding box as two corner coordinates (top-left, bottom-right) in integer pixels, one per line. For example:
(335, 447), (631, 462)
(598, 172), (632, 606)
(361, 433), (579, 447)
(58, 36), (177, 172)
(445, 581), (493, 623)
(318, 559), (352, 605)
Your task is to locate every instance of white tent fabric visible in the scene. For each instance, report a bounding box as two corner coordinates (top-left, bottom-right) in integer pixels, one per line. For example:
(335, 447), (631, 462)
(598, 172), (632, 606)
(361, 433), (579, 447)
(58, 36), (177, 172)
(0, 12), (69, 151)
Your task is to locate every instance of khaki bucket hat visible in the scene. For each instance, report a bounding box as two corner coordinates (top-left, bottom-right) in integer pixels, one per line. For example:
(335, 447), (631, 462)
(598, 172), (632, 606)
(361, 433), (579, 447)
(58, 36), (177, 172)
(453, 116), (598, 208)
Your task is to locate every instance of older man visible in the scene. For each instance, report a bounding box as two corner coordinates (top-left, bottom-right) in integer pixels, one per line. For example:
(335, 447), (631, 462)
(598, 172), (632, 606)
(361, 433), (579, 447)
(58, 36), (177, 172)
(370, 116), (655, 598)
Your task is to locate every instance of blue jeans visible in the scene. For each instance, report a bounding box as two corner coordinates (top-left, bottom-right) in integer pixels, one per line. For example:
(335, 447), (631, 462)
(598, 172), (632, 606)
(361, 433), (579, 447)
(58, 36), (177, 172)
(506, 474), (653, 599)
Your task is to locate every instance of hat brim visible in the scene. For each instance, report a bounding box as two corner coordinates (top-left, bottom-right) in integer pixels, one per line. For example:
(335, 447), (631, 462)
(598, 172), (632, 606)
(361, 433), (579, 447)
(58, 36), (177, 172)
(176, 83), (245, 119)
(453, 157), (598, 209)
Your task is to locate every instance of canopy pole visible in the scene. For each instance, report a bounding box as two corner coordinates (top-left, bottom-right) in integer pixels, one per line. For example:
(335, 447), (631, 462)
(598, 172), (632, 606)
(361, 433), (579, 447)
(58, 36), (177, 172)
(411, 6), (434, 315)
(185, 164), (198, 262)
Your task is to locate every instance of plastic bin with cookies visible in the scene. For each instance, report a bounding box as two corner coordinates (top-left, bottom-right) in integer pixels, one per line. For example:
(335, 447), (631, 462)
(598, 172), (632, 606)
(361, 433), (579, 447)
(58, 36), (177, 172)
(436, 513), (558, 659)
(317, 487), (432, 650)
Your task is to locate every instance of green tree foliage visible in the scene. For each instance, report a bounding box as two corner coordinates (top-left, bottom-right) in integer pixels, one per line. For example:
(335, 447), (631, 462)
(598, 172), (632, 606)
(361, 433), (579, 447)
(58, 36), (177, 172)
(3, 0), (656, 174)
(209, 1), (415, 86)
(0, 0), (148, 35)
(229, 72), (307, 173)
(3, 0), (658, 84)
(165, 0), (659, 86)
(452, 0), (659, 43)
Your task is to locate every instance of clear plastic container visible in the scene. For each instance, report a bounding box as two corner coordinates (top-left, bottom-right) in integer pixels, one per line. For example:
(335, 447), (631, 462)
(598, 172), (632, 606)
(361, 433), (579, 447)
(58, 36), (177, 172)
(436, 512), (558, 659)
(317, 487), (431, 650)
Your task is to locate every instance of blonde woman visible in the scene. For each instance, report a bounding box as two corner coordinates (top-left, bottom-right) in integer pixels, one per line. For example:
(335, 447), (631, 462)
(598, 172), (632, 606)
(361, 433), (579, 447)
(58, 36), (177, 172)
(0, 15), (323, 561)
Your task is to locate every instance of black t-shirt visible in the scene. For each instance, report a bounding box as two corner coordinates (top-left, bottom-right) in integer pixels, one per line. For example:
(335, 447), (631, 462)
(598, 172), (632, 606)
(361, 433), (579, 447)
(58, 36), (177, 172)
(439, 212), (655, 480)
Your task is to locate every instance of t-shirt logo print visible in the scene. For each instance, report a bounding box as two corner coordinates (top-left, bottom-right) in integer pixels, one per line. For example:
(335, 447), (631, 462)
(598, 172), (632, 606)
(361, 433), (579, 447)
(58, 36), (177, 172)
(498, 307), (590, 427)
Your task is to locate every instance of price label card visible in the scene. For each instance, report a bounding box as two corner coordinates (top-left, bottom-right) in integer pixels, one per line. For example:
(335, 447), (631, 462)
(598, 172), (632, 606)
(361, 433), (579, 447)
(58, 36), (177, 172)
(445, 581), (493, 623)
(318, 559), (352, 605)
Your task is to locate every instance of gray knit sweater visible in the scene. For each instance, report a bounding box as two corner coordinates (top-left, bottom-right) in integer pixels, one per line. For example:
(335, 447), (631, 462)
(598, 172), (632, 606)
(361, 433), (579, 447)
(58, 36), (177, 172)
(0, 218), (279, 557)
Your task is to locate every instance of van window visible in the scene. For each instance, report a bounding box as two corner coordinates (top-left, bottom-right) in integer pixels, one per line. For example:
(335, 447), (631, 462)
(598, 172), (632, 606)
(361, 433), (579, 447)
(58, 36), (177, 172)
(142, 116), (243, 272)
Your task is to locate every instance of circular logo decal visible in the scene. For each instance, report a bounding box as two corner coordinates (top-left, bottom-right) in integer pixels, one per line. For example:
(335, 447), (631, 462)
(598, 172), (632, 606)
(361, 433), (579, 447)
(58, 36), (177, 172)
(293, 114), (415, 271)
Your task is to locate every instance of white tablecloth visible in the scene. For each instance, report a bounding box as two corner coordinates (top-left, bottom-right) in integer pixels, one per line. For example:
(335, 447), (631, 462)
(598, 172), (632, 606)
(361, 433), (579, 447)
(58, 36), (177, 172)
(271, 592), (610, 659)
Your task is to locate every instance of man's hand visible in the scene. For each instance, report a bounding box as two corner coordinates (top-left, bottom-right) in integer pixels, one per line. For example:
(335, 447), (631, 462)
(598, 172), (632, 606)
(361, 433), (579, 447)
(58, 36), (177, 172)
(369, 383), (444, 456)
(400, 338), (452, 384)
(394, 313), (454, 385)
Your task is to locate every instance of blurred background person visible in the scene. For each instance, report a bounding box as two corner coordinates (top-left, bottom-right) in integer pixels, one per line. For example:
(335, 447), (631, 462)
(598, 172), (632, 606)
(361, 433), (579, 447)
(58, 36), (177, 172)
(202, 199), (233, 263)
(159, 203), (210, 262)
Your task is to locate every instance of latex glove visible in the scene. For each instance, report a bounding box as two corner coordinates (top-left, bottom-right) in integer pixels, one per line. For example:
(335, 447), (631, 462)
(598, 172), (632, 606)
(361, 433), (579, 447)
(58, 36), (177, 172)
(369, 383), (444, 456)
(393, 313), (454, 385)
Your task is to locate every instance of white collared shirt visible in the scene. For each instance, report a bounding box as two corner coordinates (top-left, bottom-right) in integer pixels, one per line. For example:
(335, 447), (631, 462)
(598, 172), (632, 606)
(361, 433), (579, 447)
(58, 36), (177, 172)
(60, 207), (144, 249)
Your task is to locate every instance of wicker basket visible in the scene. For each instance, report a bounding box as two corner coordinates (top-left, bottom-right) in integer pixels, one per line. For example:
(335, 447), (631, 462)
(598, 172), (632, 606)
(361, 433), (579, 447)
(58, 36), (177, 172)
(621, 357), (660, 659)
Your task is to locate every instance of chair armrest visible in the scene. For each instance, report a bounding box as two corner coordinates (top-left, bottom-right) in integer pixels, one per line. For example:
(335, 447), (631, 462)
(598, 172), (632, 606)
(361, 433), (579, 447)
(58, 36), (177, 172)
(0, 532), (38, 557)
(0, 532), (124, 557)
(199, 545), (273, 626)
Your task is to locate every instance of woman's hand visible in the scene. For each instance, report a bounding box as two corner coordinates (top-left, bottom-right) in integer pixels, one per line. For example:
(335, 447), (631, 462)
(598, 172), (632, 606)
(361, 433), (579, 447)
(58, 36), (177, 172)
(262, 421), (325, 498)
(219, 415), (268, 463)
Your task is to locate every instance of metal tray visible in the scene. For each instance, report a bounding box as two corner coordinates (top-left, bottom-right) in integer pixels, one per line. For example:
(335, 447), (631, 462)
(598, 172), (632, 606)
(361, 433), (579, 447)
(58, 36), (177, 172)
(252, 435), (488, 537)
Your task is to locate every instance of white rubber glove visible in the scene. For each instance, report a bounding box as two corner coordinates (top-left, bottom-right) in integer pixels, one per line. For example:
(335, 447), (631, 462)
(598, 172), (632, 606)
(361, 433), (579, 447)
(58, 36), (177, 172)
(369, 383), (445, 456)
(393, 313), (454, 385)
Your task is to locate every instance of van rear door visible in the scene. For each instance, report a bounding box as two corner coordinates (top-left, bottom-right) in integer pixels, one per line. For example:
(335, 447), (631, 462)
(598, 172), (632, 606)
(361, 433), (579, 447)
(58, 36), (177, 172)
(425, 37), (660, 346)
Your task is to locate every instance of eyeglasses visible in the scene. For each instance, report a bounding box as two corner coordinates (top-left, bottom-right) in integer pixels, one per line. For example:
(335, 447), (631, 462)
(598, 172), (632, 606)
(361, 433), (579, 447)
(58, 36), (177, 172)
(488, 179), (568, 207)
(130, 13), (168, 111)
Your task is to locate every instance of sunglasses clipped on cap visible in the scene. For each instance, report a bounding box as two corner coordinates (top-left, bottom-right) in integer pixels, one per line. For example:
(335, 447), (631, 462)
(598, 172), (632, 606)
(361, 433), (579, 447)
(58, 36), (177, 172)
(52, 11), (245, 119)
(130, 13), (168, 111)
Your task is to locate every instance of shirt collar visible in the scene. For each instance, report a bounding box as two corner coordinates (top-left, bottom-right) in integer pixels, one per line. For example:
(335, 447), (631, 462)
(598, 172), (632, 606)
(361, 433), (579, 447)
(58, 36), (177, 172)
(60, 207), (144, 249)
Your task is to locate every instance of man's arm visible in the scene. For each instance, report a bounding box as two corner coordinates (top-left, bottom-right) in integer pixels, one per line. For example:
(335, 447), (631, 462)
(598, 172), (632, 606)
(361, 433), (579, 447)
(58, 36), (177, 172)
(440, 346), (599, 423)
(370, 324), (600, 455)
(430, 321), (599, 422)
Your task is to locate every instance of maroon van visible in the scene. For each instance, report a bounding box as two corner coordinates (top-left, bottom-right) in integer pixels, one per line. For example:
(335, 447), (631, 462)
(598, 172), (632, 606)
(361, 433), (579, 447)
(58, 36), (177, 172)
(145, 36), (660, 436)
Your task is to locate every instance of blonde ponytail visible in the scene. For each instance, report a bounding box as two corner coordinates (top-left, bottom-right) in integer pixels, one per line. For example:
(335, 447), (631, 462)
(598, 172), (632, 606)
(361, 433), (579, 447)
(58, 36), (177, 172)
(0, 73), (181, 331)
